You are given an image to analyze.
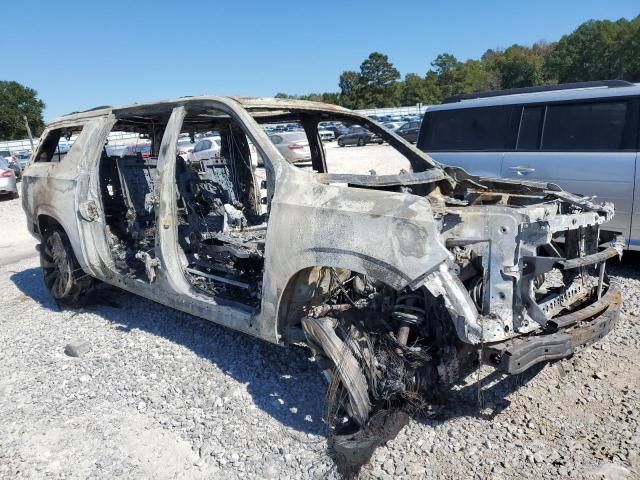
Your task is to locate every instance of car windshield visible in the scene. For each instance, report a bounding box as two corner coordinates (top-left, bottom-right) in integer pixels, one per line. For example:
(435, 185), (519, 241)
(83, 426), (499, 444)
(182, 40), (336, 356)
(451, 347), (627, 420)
(0, 158), (8, 169)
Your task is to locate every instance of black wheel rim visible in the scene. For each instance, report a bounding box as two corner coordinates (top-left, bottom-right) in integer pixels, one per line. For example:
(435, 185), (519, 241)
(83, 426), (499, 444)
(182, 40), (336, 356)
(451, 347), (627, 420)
(41, 232), (73, 299)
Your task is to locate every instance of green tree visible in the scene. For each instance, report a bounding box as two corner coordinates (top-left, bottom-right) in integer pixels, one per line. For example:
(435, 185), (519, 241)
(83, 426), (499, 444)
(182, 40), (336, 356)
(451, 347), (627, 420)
(620, 16), (640, 81)
(490, 44), (548, 89)
(357, 52), (401, 108)
(460, 59), (494, 92)
(338, 70), (362, 109)
(399, 73), (440, 105)
(0, 81), (45, 140)
(545, 16), (640, 82)
(430, 53), (466, 98)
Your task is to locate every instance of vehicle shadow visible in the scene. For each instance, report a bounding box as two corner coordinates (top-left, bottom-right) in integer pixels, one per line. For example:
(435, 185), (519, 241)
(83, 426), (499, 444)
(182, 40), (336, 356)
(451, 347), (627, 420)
(609, 250), (640, 279)
(415, 364), (546, 428)
(10, 266), (328, 438)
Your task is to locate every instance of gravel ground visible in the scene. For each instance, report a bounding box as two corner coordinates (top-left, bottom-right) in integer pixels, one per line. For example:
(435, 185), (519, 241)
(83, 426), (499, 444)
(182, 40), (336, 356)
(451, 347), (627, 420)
(1, 189), (639, 479)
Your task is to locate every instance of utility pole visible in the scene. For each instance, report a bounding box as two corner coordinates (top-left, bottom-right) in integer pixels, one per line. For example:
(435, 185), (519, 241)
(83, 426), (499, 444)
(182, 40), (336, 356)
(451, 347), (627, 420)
(23, 115), (35, 151)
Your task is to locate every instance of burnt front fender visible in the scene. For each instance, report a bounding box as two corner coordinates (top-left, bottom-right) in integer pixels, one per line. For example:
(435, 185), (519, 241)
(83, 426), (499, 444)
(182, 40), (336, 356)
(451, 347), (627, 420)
(257, 166), (451, 342)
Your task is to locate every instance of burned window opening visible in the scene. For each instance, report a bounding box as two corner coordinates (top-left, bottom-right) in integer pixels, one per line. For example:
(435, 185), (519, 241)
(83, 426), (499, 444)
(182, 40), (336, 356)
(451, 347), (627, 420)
(99, 148), (160, 281)
(175, 112), (267, 306)
(97, 113), (168, 282)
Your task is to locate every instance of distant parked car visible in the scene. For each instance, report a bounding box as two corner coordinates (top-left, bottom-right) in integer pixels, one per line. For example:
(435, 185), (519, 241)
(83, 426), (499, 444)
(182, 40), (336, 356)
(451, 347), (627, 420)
(396, 121), (421, 143)
(122, 144), (152, 158)
(269, 131), (311, 164)
(14, 150), (32, 169)
(5, 160), (21, 179)
(337, 126), (383, 146)
(321, 123), (349, 139)
(176, 137), (196, 161)
(0, 150), (21, 179)
(105, 144), (127, 157)
(186, 137), (221, 163)
(57, 143), (71, 154)
(0, 150), (14, 161)
(318, 129), (335, 142)
(0, 157), (18, 198)
(382, 122), (404, 132)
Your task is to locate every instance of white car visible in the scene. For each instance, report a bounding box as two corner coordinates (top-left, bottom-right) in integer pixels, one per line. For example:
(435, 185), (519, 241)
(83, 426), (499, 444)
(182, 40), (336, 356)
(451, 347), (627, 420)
(382, 122), (404, 132)
(186, 136), (221, 163)
(176, 137), (196, 161)
(318, 129), (335, 142)
(268, 132), (311, 164)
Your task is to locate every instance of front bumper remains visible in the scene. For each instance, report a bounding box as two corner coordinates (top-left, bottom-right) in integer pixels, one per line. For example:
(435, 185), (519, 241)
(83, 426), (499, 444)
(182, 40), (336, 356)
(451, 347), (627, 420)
(487, 286), (621, 374)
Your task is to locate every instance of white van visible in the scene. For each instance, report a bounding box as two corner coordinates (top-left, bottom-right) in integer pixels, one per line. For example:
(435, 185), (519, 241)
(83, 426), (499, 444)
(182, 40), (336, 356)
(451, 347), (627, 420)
(418, 80), (640, 249)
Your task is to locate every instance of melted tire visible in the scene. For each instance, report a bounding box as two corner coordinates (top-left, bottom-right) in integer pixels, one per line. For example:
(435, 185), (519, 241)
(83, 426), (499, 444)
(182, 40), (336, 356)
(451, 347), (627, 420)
(302, 316), (412, 475)
(41, 228), (93, 306)
(302, 317), (371, 426)
(332, 409), (410, 477)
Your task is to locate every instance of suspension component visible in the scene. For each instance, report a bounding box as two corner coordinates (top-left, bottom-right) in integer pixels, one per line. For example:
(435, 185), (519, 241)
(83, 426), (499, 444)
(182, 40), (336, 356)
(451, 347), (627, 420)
(392, 293), (426, 347)
(468, 276), (483, 311)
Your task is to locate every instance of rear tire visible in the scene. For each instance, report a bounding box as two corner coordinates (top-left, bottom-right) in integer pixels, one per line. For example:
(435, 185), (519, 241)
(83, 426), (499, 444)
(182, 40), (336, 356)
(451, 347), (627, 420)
(40, 227), (93, 306)
(357, 138), (365, 146)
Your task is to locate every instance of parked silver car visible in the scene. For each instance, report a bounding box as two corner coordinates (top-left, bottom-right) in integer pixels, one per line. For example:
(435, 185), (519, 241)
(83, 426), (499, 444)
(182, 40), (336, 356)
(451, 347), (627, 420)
(176, 136), (195, 161)
(21, 96), (621, 473)
(0, 157), (18, 197)
(268, 131), (311, 163)
(418, 80), (640, 249)
(186, 136), (221, 163)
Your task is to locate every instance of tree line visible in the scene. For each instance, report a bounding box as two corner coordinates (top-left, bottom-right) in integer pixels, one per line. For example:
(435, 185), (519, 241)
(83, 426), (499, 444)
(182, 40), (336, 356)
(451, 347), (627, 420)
(275, 15), (640, 109)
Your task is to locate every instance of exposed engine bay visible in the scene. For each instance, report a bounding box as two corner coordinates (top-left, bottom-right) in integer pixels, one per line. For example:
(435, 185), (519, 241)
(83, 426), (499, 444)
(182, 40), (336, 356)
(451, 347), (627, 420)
(286, 174), (623, 472)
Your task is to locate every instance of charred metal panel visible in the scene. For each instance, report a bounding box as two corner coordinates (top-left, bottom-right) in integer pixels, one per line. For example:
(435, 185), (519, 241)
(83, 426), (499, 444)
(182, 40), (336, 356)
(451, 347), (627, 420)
(258, 163), (451, 342)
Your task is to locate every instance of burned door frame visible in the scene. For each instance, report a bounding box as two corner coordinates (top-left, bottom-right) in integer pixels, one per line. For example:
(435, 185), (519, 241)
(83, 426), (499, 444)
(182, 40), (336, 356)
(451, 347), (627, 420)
(154, 102), (283, 340)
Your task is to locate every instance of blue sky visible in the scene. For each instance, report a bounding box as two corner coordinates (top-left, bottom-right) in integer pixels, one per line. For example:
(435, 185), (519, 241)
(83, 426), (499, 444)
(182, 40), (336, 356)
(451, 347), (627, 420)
(2, 0), (638, 120)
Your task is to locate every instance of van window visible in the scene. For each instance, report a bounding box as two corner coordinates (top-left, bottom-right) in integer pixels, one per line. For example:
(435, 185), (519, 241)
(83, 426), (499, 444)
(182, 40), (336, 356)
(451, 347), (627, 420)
(517, 106), (544, 150)
(541, 101), (628, 151)
(421, 106), (517, 151)
(35, 126), (84, 163)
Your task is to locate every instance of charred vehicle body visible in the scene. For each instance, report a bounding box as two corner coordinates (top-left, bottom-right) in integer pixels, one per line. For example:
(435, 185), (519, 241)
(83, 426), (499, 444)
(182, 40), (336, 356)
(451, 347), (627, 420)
(22, 97), (622, 470)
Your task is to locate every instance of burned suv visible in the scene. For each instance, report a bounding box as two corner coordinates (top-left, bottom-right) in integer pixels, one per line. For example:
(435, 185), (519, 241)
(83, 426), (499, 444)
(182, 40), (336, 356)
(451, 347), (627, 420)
(22, 97), (622, 470)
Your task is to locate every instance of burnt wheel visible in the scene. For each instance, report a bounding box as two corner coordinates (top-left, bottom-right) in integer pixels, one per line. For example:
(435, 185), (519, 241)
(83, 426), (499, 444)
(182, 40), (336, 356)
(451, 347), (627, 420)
(302, 316), (409, 476)
(40, 228), (93, 306)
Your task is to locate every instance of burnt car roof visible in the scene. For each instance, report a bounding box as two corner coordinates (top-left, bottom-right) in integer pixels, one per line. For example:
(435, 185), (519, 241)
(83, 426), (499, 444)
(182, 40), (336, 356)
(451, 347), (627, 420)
(52, 96), (352, 126)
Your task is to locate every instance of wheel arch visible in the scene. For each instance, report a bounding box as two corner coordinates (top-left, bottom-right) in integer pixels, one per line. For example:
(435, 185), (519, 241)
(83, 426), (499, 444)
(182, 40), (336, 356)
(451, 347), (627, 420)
(274, 258), (405, 341)
(36, 212), (90, 275)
